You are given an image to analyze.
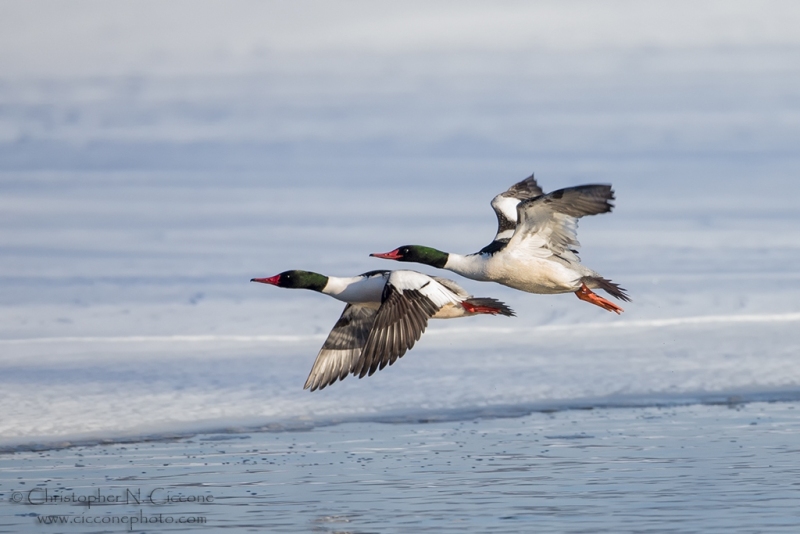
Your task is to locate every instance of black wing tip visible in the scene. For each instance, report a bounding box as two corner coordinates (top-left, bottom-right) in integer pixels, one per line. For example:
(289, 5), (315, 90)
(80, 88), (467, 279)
(304, 376), (337, 392)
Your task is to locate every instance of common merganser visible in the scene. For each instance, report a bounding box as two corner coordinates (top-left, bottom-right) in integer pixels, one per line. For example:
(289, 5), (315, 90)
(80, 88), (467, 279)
(371, 177), (630, 314)
(251, 269), (514, 391)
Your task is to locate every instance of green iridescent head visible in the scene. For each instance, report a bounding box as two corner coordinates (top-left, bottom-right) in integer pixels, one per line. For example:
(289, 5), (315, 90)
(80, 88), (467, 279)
(370, 245), (449, 269)
(251, 270), (328, 292)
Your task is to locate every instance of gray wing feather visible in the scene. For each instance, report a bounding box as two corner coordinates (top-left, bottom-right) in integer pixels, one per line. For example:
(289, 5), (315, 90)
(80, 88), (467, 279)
(357, 286), (440, 379)
(511, 184), (614, 258)
(304, 304), (377, 391)
(502, 173), (545, 200)
(431, 276), (470, 299)
(530, 184), (614, 218)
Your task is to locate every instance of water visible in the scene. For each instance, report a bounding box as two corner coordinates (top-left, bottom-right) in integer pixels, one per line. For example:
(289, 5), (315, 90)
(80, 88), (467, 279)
(2, 402), (800, 533)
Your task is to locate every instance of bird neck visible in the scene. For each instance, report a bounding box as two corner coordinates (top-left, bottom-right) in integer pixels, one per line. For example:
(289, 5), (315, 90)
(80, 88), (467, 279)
(442, 253), (490, 281)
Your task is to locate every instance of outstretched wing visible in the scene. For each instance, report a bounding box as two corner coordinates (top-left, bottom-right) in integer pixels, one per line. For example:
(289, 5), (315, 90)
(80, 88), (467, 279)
(304, 304), (378, 391)
(431, 276), (470, 299)
(506, 184), (614, 262)
(354, 271), (460, 379)
(479, 174), (545, 255)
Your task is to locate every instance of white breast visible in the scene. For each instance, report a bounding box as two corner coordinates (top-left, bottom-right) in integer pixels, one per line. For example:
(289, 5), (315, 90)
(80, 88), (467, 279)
(491, 251), (584, 293)
(322, 274), (387, 305)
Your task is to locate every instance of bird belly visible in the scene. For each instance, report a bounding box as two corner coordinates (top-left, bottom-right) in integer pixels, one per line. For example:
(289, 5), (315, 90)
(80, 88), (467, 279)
(432, 302), (469, 319)
(492, 256), (582, 294)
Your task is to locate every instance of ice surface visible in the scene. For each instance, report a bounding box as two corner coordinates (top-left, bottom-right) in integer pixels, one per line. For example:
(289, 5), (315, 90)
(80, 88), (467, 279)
(1, 171), (798, 450)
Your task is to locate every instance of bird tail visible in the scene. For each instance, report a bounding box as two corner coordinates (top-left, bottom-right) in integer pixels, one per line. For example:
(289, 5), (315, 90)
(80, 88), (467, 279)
(462, 298), (516, 317)
(584, 276), (631, 302)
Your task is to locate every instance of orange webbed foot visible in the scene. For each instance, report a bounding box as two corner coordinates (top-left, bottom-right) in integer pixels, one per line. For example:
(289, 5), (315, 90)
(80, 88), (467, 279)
(461, 301), (501, 315)
(575, 283), (624, 314)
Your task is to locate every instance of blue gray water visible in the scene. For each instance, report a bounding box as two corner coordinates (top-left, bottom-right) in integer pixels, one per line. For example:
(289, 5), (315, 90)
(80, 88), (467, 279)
(2, 401), (800, 533)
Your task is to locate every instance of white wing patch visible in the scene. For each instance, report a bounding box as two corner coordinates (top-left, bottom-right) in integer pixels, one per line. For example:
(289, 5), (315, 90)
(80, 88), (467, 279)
(483, 175), (545, 252)
(509, 203), (582, 260)
(507, 186), (613, 262)
(355, 270), (461, 379)
(388, 271), (462, 307)
(490, 194), (522, 241)
(491, 194), (522, 221)
(431, 276), (470, 299)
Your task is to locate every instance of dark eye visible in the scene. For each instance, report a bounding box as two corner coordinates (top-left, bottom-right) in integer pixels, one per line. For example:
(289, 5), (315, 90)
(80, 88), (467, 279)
(401, 247), (409, 254)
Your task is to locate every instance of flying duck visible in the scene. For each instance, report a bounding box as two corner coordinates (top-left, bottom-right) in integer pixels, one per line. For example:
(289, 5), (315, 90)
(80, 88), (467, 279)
(370, 175), (630, 314)
(251, 269), (514, 391)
